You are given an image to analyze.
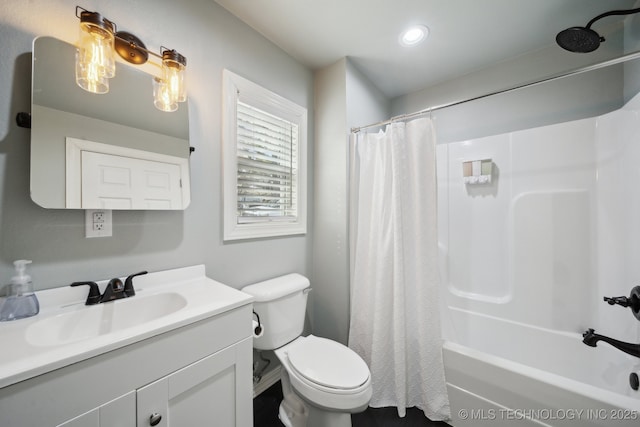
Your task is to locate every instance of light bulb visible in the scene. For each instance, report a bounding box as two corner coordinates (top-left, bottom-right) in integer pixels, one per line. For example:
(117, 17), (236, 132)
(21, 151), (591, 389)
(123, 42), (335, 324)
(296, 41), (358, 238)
(161, 50), (187, 104)
(75, 11), (115, 94)
(153, 77), (178, 112)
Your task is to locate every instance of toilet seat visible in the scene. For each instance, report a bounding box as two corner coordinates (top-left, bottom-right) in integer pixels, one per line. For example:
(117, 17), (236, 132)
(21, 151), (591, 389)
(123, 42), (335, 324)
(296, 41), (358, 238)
(275, 335), (372, 412)
(286, 335), (369, 390)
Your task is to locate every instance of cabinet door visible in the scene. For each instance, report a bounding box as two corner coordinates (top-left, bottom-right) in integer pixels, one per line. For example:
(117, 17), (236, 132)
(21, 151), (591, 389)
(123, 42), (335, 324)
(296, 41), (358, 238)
(57, 391), (135, 427)
(137, 338), (253, 427)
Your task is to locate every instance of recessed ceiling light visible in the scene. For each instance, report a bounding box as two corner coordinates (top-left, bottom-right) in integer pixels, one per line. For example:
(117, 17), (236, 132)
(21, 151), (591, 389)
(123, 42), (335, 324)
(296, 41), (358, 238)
(399, 25), (429, 47)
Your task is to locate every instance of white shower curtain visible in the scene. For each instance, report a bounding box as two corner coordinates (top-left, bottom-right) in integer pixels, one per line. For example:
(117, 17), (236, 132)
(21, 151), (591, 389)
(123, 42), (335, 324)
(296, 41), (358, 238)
(348, 117), (450, 420)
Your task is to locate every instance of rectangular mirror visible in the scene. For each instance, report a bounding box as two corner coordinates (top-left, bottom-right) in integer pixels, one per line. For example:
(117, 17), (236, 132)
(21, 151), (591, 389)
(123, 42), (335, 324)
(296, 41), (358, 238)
(30, 36), (191, 210)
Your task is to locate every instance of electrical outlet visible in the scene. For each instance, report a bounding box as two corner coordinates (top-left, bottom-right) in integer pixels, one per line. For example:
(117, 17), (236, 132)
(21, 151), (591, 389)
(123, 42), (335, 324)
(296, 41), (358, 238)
(93, 212), (105, 223)
(86, 209), (112, 238)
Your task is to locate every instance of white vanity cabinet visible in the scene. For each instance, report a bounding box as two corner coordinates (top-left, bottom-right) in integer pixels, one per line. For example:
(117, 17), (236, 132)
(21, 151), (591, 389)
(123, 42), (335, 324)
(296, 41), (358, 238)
(0, 303), (254, 427)
(136, 340), (247, 426)
(57, 392), (136, 426)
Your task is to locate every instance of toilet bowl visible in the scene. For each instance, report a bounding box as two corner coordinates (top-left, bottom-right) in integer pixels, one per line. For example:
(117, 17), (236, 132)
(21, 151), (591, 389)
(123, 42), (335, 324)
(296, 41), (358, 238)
(276, 335), (372, 412)
(242, 274), (372, 427)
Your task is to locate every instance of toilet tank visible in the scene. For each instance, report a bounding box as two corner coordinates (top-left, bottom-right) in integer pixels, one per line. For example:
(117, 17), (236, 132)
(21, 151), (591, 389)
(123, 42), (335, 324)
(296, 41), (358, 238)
(242, 273), (310, 350)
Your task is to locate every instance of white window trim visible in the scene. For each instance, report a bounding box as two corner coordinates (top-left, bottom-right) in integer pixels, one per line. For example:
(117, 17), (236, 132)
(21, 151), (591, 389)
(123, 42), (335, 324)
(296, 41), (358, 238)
(222, 69), (307, 241)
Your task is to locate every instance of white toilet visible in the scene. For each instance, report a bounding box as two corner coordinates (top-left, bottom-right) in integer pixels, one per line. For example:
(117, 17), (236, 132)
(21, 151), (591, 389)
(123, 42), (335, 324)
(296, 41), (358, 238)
(242, 274), (372, 427)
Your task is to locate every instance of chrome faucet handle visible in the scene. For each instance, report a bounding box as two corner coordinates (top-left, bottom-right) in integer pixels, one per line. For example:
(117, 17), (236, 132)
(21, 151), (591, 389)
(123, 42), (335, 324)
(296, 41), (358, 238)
(123, 271), (147, 297)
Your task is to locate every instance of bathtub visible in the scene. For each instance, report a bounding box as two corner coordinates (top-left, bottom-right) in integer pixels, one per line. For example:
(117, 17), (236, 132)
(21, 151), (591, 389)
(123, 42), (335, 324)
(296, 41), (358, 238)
(442, 307), (640, 427)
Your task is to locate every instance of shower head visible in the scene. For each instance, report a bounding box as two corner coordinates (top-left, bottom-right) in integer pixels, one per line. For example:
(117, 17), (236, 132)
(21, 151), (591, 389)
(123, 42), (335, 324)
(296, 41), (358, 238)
(556, 27), (603, 53)
(556, 7), (640, 53)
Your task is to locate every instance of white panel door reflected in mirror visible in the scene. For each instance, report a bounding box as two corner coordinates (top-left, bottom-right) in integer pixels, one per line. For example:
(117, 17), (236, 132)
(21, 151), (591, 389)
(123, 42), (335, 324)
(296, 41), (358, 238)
(66, 138), (189, 210)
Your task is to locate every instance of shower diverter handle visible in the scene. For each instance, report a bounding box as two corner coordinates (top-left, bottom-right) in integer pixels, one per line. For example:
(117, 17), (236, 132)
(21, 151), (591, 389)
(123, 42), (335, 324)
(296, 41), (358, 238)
(604, 286), (640, 321)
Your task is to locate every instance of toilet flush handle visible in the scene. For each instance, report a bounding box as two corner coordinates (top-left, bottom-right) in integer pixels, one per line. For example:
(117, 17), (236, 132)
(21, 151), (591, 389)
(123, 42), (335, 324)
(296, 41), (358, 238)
(253, 310), (263, 335)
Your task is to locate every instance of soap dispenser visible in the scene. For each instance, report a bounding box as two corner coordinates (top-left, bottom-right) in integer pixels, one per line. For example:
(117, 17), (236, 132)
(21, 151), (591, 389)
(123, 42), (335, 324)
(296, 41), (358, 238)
(0, 260), (39, 321)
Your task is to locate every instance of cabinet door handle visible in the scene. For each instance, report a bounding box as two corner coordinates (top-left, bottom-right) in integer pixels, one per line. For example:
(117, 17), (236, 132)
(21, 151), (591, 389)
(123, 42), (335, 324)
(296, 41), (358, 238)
(149, 413), (162, 426)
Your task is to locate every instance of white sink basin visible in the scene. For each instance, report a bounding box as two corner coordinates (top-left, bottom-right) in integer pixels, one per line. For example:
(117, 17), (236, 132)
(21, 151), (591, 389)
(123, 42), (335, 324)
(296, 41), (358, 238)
(0, 265), (254, 389)
(26, 292), (188, 347)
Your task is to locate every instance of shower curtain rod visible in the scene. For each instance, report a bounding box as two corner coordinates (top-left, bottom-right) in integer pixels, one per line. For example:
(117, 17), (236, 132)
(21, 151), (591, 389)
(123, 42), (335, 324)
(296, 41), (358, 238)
(351, 49), (640, 133)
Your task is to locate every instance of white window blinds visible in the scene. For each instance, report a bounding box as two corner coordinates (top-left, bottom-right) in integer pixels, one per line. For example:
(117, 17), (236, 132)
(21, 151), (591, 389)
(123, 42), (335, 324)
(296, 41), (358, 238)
(236, 101), (299, 223)
(223, 69), (307, 240)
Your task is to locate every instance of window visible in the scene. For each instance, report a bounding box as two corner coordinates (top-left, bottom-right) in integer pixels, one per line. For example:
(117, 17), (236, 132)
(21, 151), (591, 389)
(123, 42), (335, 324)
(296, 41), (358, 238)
(222, 70), (307, 240)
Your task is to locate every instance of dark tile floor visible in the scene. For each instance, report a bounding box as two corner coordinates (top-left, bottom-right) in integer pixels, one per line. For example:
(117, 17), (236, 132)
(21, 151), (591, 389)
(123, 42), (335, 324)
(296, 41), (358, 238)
(253, 381), (451, 427)
(352, 407), (451, 427)
(253, 381), (285, 427)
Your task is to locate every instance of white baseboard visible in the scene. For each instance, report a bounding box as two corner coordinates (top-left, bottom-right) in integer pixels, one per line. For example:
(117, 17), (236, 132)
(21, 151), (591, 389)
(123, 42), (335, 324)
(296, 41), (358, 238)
(253, 365), (282, 398)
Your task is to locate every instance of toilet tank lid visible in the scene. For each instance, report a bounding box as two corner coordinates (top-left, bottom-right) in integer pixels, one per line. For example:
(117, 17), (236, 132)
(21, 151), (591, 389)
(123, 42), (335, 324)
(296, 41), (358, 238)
(241, 273), (310, 302)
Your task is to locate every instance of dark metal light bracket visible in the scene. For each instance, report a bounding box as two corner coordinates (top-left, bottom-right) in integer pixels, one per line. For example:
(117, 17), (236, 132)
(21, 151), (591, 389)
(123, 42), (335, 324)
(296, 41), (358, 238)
(114, 31), (149, 65)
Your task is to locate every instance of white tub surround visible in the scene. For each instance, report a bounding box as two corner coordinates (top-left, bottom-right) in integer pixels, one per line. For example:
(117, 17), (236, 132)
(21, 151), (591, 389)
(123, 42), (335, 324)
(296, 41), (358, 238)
(437, 91), (640, 426)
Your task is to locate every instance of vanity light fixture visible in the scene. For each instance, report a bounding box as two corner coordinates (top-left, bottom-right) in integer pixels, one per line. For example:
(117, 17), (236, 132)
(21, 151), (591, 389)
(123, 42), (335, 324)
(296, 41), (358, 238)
(399, 25), (429, 47)
(153, 77), (177, 112)
(74, 6), (187, 111)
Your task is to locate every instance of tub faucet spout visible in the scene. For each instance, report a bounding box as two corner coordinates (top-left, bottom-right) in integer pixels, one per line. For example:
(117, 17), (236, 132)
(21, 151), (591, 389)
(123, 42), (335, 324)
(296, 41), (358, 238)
(582, 328), (640, 358)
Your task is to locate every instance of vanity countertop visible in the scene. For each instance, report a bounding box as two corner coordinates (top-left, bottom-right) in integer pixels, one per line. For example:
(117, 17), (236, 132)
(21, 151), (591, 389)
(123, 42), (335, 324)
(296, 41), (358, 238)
(0, 265), (253, 388)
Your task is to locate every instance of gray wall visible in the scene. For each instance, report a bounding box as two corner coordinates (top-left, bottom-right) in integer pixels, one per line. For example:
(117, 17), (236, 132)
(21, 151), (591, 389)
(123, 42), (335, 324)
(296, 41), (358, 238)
(311, 59), (348, 343)
(391, 30), (630, 144)
(426, 64), (624, 145)
(0, 0), (313, 291)
(311, 58), (389, 344)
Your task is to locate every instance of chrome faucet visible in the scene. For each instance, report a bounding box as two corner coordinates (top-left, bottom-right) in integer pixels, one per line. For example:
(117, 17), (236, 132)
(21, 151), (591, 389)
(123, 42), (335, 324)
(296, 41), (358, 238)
(582, 328), (640, 358)
(71, 271), (148, 305)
